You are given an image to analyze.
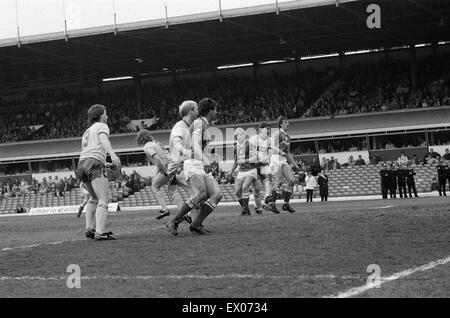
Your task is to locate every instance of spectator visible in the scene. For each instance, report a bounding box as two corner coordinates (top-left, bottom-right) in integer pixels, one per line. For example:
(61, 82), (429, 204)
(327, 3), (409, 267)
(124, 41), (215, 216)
(411, 154), (420, 165)
(443, 148), (450, 161)
(317, 170), (329, 202)
(321, 157), (329, 171)
(305, 171), (317, 203)
(424, 148), (441, 164)
(369, 154), (380, 165)
(16, 204), (26, 213)
(429, 148), (442, 159)
(309, 157), (322, 176)
(342, 155), (355, 168)
(430, 177), (438, 192)
(397, 152), (408, 166)
(385, 141), (395, 150)
(355, 155), (366, 166)
(334, 157), (342, 170)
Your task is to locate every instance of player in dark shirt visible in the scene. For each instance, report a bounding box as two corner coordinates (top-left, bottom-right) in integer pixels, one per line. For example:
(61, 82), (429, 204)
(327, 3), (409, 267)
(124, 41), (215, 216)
(267, 116), (300, 213)
(229, 128), (262, 215)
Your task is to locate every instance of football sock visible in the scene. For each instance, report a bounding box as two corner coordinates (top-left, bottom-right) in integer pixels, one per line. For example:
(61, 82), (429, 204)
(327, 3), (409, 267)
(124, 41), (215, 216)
(95, 203), (109, 234)
(192, 200), (216, 227)
(242, 196), (249, 211)
(171, 189), (184, 210)
(271, 190), (278, 202)
(264, 181), (271, 200)
(174, 200), (195, 223)
(154, 188), (168, 211)
(85, 201), (97, 230)
(254, 193), (262, 210)
(284, 191), (291, 203)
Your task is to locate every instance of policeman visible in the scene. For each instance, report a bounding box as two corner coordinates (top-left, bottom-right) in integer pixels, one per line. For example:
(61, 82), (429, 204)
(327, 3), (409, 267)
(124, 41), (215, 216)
(405, 162), (418, 198)
(446, 161), (450, 191)
(397, 164), (407, 199)
(437, 159), (447, 196)
(388, 163), (397, 199)
(379, 162), (390, 199)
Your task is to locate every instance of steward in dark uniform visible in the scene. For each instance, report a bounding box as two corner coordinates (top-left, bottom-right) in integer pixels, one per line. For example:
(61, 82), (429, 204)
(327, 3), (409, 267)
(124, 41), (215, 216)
(379, 163), (390, 199)
(397, 165), (407, 199)
(437, 159), (447, 196)
(388, 164), (397, 199)
(445, 161), (450, 190)
(317, 171), (329, 201)
(405, 163), (418, 198)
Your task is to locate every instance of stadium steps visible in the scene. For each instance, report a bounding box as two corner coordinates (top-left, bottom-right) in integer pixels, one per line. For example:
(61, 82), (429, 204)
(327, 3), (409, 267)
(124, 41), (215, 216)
(327, 163), (438, 197)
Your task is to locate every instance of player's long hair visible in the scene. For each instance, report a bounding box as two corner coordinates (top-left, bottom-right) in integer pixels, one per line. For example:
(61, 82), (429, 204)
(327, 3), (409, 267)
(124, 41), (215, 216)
(136, 129), (154, 146)
(87, 104), (106, 125)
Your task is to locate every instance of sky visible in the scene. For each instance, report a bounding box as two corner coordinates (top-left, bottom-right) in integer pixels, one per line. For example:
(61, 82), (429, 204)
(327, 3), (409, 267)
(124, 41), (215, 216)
(0, 0), (293, 40)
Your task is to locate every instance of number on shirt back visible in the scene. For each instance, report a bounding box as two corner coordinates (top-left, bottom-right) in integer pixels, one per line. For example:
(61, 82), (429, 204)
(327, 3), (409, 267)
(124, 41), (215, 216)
(82, 130), (90, 149)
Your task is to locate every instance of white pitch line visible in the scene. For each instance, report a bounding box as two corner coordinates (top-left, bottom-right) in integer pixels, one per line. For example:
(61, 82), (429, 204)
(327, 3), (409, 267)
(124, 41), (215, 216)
(1, 241), (66, 252)
(0, 231), (138, 253)
(324, 255), (450, 298)
(368, 205), (393, 210)
(0, 273), (362, 281)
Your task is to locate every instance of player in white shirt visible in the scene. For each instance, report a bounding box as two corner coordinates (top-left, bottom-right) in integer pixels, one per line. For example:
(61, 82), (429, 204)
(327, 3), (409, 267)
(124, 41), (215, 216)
(136, 129), (192, 222)
(77, 163), (114, 218)
(167, 98), (222, 235)
(75, 104), (121, 241)
(249, 122), (273, 211)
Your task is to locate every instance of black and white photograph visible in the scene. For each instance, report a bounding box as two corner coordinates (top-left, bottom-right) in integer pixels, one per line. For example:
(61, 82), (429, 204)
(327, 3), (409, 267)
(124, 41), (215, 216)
(0, 0), (450, 303)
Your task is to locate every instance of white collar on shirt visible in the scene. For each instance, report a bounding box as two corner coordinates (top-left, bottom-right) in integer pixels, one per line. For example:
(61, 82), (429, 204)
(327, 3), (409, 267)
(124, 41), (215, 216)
(201, 116), (209, 126)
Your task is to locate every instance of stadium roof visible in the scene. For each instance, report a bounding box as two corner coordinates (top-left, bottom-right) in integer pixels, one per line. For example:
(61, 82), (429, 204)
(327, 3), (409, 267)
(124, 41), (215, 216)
(1, 107), (450, 162)
(1, 0), (449, 87)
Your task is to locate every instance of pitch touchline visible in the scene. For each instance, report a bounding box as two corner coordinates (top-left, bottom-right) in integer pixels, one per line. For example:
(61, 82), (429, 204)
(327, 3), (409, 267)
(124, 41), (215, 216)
(368, 205), (393, 210)
(0, 226), (168, 253)
(0, 273), (362, 281)
(324, 255), (450, 298)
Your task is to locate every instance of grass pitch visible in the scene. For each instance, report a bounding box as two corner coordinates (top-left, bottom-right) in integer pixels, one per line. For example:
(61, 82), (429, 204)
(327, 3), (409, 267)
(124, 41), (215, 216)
(1, 197), (449, 298)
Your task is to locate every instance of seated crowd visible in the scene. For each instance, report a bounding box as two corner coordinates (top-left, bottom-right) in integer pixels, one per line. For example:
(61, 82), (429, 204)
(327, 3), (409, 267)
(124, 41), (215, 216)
(0, 52), (448, 145)
(0, 68), (332, 143)
(0, 170), (150, 201)
(303, 53), (450, 117)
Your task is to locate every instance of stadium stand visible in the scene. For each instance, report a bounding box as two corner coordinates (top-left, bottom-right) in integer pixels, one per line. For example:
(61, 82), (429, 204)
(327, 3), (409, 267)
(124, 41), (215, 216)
(1, 51), (449, 143)
(0, 161), (441, 214)
(1, 0), (450, 215)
